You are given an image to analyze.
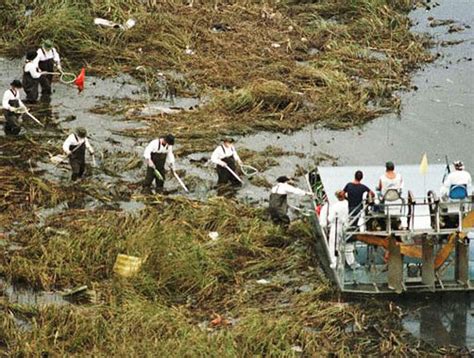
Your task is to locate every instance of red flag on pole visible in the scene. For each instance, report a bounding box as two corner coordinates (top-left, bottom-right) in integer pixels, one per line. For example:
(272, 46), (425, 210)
(74, 68), (85, 92)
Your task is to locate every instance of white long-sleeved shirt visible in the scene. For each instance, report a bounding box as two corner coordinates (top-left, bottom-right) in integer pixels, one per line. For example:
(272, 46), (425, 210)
(143, 139), (175, 165)
(36, 47), (61, 66)
(441, 170), (472, 196)
(24, 60), (42, 79)
(62, 134), (94, 154)
(211, 144), (241, 167)
(328, 200), (349, 229)
(271, 182), (307, 196)
(2, 88), (25, 111)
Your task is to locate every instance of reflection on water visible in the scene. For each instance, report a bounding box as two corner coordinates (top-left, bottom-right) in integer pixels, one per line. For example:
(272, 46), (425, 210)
(401, 293), (474, 349)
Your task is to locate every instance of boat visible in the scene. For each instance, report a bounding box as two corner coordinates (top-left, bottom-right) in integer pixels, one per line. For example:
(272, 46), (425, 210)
(307, 164), (474, 294)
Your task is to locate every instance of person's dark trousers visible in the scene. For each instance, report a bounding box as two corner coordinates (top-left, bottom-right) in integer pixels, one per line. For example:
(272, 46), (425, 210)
(69, 143), (86, 181)
(38, 59), (54, 95)
(216, 156), (241, 186)
(143, 152), (167, 193)
(23, 73), (39, 103)
(3, 109), (21, 135)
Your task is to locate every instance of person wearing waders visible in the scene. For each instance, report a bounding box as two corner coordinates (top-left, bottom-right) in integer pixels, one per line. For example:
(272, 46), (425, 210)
(22, 50), (42, 104)
(143, 134), (175, 194)
(36, 40), (61, 96)
(268, 176), (312, 228)
(62, 127), (95, 181)
(210, 138), (242, 187)
(2, 80), (27, 135)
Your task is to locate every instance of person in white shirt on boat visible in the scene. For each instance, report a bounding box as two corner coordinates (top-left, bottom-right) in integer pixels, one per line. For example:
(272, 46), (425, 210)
(377, 161), (403, 198)
(210, 137), (242, 187)
(62, 127), (95, 181)
(440, 161), (472, 199)
(328, 190), (348, 269)
(268, 176), (313, 227)
(143, 134), (175, 194)
(327, 190), (360, 270)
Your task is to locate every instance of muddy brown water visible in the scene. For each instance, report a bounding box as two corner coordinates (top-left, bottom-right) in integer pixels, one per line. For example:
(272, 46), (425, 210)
(0, 0), (473, 349)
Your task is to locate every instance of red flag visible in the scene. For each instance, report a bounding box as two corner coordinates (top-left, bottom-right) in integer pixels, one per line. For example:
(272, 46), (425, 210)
(74, 68), (85, 92)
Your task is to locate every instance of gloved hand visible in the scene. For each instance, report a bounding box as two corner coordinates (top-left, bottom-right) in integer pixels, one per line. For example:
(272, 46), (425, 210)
(64, 149), (71, 156)
(147, 159), (155, 168)
(56, 64), (62, 72)
(168, 163), (175, 171)
(12, 107), (23, 114)
(237, 159), (243, 166)
(218, 160), (227, 167)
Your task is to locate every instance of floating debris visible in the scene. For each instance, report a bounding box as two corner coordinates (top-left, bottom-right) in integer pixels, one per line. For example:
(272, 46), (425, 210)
(113, 254), (146, 278)
(94, 18), (136, 30)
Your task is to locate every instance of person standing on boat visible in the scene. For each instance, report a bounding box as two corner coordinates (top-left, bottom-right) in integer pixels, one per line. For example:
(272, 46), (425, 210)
(268, 176), (312, 227)
(36, 40), (61, 96)
(143, 134), (175, 194)
(22, 50), (42, 104)
(328, 191), (348, 268)
(62, 127), (95, 181)
(440, 161), (472, 199)
(210, 137), (242, 187)
(376, 161), (403, 198)
(2, 80), (27, 135)
(343, 170), (374, 217)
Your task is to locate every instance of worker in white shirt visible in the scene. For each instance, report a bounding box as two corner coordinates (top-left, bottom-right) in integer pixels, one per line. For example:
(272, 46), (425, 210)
(210, 137), (242, 187)
(143, 134), (175, 194)
(36, 40), (61, 96)
(62, 127), (95, 181)
(376, 161), (403, 198)
(2, 80), (27, 135)
(328, 190), (359, 269)
(440, 161), (472, 199)
(22, 50), (42, 104)
(268, 176), (312, 227)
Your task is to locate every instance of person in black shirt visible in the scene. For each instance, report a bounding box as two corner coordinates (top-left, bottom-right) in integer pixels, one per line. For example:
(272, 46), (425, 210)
(343, 170), (374, 217)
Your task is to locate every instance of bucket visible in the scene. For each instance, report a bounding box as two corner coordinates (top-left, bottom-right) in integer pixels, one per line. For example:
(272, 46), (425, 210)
(113, 254), (145, 277)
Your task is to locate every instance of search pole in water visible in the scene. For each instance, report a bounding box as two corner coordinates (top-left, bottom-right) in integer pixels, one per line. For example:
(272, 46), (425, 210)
(225, 165), (243, 183)
(172, 169), (189, 193)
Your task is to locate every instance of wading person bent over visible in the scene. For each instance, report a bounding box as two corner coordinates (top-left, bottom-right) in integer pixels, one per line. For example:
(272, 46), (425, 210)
(268, 176), (312, 228)
(143, 134), (175, 194)
(2, 80), (27, 136)
(210, 137), (242, 187)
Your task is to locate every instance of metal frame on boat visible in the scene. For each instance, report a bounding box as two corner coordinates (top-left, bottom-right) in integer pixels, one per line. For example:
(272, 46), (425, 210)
(307, 164), (474, 294)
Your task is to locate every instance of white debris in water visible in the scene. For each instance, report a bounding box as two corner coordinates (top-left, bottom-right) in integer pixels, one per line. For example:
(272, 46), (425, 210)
(208, 231), (219, 241)
(256, 279), (270, 285)
(94, 18), (136, 30)
(185, 46), (195, 55)
(291, 346), (303, 353)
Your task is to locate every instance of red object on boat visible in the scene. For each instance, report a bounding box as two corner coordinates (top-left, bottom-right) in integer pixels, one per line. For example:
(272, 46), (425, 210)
(74, 68), (85, 92)
(315, 205), (322, 215)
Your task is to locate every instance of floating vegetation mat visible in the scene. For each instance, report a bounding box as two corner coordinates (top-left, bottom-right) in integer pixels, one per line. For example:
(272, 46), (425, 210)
(0, 196), (462, 356)
(1, 0), (432, 152)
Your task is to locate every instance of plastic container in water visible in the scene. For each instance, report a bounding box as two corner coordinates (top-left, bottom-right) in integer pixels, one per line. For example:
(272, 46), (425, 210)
(113, 254), (145, 278)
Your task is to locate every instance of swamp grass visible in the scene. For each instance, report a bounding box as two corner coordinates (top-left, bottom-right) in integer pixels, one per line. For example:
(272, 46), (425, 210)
(0, 0), (432, 151)
(0, 196), (454, 356)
